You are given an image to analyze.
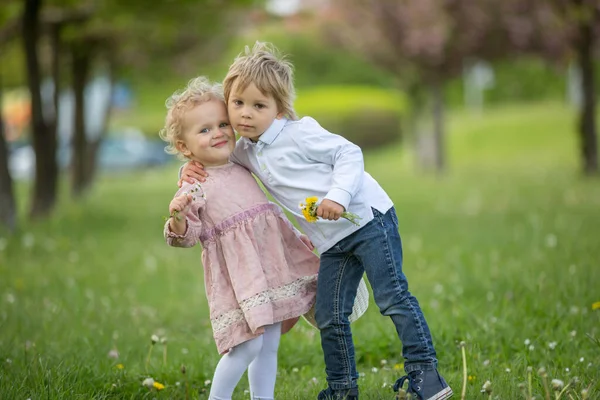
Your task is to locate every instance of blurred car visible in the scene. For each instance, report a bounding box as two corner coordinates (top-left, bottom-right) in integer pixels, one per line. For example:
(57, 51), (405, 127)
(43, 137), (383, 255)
(8, 131), (174, 180)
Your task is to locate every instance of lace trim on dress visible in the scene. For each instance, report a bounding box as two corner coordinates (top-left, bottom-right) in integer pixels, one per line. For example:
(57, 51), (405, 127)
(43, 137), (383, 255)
(211, 274), (317, 333)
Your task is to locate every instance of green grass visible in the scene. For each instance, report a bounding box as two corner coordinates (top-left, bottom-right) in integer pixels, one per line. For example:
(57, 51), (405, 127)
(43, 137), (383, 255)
(1, 101), (599, 399)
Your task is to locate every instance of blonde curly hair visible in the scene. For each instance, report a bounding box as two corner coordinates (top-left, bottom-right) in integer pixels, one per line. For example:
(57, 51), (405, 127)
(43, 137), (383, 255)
(223, 41), (297, 121)
(159, 77), (225, 160)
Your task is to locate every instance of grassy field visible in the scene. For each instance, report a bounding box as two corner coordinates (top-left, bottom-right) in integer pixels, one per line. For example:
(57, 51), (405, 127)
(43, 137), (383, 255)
(1, 101), (599, 399)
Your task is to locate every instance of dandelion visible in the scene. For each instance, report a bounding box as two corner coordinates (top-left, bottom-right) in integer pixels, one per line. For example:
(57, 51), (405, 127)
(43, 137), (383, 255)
(524, 338), (531, 346)
(292, 367), (299, 373)
(204, 379), (211, 386)
(551, 379), (564, 391)
(107, 349), (119, 359)
(393, 363), (403, 370)
(480, 380), (492, 398)
(146, 335), (159, 372)
(548, 341), (557, 350)
(115, 364), (124, 370)
(311, 377), (319, 384)
(482, 360), (490, 367)
(142, 377), (155, 388)
(371, 367), (379, 373)
(592, 301), (600, 311)
(153, 381), (165, 390)
(299, 196), (362, 226)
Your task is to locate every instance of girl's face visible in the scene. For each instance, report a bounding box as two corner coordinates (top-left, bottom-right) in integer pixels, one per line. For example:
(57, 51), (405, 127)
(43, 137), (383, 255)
(177, 99), (235, 167)
(227, 81), (283, 142)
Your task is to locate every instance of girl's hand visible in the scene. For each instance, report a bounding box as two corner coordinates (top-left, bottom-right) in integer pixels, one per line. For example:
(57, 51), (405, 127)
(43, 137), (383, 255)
(299, 234), (315, 251)
(178, 161), (208, 187)
(316, 199), (344, 221)
(169, 193), (193, 218)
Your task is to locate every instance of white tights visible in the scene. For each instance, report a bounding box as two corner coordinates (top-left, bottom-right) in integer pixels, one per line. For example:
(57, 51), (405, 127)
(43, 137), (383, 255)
(209, 322), (281, 400)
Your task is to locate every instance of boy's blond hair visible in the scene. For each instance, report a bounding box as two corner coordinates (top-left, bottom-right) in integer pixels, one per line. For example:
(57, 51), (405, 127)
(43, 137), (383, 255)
(223, 42), (298, 121)
(159, 76), (224, 160)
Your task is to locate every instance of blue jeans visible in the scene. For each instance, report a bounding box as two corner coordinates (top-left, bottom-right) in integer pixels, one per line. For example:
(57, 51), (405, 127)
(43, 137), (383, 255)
(315, 207), (438, 391)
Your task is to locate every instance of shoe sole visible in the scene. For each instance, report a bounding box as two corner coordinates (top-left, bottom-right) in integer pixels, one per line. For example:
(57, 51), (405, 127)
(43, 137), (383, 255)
(427, 387), (453, 400)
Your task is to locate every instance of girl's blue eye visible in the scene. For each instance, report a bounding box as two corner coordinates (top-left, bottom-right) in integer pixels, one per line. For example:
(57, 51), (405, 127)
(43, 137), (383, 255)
(200, 128), (209, 133)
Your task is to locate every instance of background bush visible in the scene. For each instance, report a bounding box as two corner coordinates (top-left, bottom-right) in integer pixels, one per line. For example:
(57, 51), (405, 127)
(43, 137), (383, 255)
(295, 86), (407, 149)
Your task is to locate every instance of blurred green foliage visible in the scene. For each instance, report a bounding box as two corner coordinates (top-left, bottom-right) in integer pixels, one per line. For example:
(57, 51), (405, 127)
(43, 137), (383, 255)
(295, 86), (407, 149)
(215, 24), (396, 88)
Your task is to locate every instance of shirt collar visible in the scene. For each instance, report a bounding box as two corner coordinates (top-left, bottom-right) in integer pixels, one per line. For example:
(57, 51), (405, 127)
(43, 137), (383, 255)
(241, 118), (287, 150)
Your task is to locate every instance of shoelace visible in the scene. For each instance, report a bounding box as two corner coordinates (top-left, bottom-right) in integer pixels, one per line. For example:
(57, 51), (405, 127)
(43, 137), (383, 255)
(393, 370), (424, 398)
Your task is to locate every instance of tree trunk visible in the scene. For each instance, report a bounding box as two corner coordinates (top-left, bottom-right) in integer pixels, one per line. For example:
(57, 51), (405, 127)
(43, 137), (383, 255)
(22, 0), (59, 219)
(432, 80), (446, 174)
(71, 43), (90, 198)
(575, 0), (598, 175)
(0, 80), (17, 233)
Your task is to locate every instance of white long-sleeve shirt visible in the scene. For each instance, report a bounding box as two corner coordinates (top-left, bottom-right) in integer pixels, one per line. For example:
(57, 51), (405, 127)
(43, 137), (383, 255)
(230, 117), (393, 254)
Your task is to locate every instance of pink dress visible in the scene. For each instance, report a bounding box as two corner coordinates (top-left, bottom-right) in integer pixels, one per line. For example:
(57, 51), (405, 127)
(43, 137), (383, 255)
(164, 162), (319, 354)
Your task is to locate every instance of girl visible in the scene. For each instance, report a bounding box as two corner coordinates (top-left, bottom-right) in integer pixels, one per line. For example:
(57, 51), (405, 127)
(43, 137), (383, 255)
(161, 77), (319, 400)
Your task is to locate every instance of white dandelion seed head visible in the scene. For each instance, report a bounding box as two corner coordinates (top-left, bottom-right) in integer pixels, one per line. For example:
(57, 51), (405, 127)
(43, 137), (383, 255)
(480, 380), (492, 394)
(524, 338), (531, 346)
(142, 378), (155, 388)
(580, 357), (585, 363)
(292, 367), (299, 372)
(204, 379), (212, 386)
(551, 379), (564, 391)
(359, 372), (366, 377)
(570, 330), (577, 338)
(483, 360), (490, 367)
(160, 337), (167, 344)
(371, 367), (379, 373)
(107, 349), (119, 359)
(382, 382), (388, 388)
(538, 367), (547, 377)
(505, 368), (511, 373)
(528, 345), (535, 351)
(311, 377), (318, 384)
(380, 359), (388, 365)
(151, 334), (159, 344)
(548, 341), (557, 350)
(565, 367), (570, 373)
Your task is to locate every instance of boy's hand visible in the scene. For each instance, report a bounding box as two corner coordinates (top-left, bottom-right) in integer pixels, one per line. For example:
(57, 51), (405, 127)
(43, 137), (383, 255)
(299, 234), (315, 251)
(178, 161), (208, 187)
(169, 193), (193, 218)
(316, 199), (344, 221)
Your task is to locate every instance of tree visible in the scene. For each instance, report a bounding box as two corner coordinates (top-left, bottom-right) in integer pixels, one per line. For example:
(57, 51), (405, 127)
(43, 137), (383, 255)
(325, 0), (508, 173)
(0, 76), (17, 233)
(551, 0), (599, 174)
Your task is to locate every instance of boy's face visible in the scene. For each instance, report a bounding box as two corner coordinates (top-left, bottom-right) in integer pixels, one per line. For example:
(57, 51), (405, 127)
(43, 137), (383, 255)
(176, 99), (235, 167)
(227, 81), (283, 141)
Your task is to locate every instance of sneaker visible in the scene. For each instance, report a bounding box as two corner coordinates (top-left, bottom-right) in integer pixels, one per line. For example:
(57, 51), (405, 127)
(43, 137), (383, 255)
(393, 369), (453, 400)
(317, 386), (359, 400)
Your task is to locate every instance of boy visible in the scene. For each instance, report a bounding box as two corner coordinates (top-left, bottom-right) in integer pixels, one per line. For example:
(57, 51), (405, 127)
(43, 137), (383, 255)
(180, 42), (452, 400)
